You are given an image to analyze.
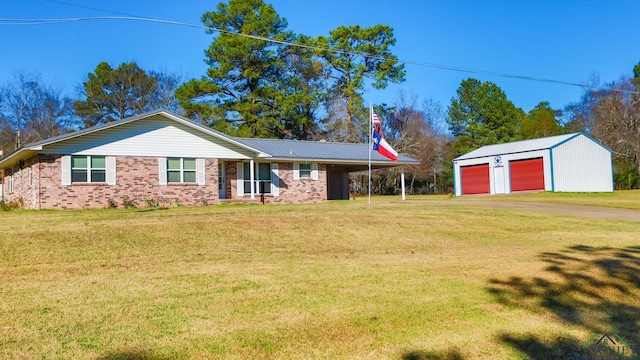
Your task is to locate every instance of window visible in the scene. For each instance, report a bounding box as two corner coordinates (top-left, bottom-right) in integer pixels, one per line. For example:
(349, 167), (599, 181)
(299, 163), (312, 178)
(71, 155), (106, 183)
(294, 163), (318, 180)
(167, 158), (197, 183)
(243, 162), (271, 194)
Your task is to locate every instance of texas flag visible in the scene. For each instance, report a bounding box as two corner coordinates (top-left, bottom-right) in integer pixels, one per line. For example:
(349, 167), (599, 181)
(372, 129), (398, 161)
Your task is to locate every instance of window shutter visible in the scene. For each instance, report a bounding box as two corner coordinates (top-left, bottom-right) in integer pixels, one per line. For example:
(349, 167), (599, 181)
(106, 156), (116, 185)
(271, 163), (279, 197)
(196, 158), (206, 185)
(293, 163), (300, 180)
(61, 155), (71, 186)
(236, 162), (244, 197)
(311, 163), (319, 180)
(158, 158), (167, 185)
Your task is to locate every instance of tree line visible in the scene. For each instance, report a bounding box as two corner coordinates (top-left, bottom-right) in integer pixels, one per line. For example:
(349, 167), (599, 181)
(1, 0), (639, 192)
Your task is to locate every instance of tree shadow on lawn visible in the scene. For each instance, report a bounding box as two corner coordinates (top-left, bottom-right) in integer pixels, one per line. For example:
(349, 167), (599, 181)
(97, 349), (175, 360)
(487, 245), (640, 359)
(402, 348), (464, 360)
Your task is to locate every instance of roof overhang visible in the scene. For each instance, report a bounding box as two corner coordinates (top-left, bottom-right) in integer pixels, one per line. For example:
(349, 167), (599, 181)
(268, 157), (419, 172)
(0, 149), (40, 169)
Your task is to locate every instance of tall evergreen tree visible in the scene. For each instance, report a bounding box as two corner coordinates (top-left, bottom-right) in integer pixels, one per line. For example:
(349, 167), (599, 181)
(520, 101), (564, 139)
(447, 78), (521, 155)
(315, 25), (405, 142)
(176, 0), (308, 138)
(74, 62), (158, 128)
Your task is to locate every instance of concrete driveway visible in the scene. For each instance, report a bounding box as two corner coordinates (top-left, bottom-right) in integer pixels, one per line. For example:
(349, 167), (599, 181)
(445, 200), (640, 222)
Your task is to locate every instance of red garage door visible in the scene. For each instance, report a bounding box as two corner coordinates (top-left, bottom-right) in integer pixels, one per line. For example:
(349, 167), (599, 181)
(461, 164), (490, 195)
(510, 158), (544, 192)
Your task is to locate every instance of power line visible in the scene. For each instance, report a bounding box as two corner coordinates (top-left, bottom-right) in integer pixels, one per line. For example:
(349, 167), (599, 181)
(41, 0), (135, 17)
(0, 15), (638, 96)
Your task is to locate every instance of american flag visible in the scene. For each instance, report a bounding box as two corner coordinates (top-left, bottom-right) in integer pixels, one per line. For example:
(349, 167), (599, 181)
(372, 111), (383, 137)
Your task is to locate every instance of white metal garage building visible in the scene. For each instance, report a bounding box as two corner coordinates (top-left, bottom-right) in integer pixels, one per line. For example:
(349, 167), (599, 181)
(453, 133), (613, 196)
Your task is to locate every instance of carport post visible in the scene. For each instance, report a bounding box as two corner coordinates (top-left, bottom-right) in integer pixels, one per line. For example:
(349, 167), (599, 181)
(401, 167), (406, 201)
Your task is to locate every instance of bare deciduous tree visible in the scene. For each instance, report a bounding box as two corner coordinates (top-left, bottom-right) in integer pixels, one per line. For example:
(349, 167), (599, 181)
(0, 72), (76, 153)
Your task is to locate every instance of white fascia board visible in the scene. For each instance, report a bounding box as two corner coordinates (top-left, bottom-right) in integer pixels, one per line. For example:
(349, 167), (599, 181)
(267, 157), (418, 166)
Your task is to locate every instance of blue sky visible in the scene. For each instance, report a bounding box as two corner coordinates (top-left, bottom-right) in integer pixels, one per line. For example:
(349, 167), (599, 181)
(1, 0), (638, 115)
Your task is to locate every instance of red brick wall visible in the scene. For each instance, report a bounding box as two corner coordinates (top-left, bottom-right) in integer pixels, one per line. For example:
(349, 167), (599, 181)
(2, 155), (40, 209)
(270, 162), (327, 204)
(227, 162), (327, 204)
(36, 155), (220, 210)
(3, 156), (330, 209)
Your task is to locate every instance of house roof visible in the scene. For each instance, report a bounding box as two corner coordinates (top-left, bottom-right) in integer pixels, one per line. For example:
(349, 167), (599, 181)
(454, 133), (584, 161)
(0, 110), (419, 168)
(234, 137), (418, 165)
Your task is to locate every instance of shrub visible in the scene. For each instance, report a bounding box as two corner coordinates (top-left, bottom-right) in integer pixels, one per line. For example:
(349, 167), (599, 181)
(106, 198), (118, 209)
(122, 197), (136, 209)
(145, 198), (162, 209)
(0, 200), (23, 211)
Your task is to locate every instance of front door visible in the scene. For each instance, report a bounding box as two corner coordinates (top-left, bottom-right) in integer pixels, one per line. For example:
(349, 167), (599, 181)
(218, 161), (226, 199)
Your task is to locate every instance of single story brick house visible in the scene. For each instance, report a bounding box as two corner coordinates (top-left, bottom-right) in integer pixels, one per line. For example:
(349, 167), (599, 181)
(0, 110), (419, 209)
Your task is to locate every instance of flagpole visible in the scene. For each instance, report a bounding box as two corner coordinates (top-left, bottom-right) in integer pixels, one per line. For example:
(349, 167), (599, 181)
(368, 102), (372, 205)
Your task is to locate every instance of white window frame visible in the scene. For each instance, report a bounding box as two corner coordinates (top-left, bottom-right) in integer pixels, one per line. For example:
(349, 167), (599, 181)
(242, 162), (271, 194)
(161, 158), (205, 185)
(62, 155), (116, 186)
(167, 157), (197, 184)
(71, 155), (106, 183)
(293, 162), (319, 180)
(237, 162), (276, 197)
(299, 163), (312, 178)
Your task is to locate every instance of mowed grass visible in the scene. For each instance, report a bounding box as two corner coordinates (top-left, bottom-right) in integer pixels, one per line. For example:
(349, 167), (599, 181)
(1, 192), (639, 359)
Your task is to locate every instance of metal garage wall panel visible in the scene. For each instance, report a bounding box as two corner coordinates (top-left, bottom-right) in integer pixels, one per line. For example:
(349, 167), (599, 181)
(551, 135), (613, 192)
(510, 158), (544, 191)
(461, 164), (490, 195)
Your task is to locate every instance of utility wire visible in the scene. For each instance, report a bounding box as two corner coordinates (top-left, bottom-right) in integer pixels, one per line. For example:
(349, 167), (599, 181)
(0, 15), (638, 96)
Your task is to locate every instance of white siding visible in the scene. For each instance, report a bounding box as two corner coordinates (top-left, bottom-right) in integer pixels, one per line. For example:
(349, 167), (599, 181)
(41, 116), (254, 159)
(551, 136), (613, 192)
